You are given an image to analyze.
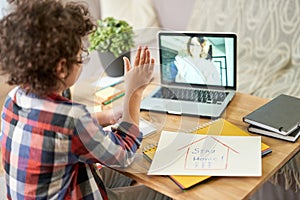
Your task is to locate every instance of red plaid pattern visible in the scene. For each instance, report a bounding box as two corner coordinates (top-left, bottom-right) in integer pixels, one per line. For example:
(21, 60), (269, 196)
(1, 87), (142, 199)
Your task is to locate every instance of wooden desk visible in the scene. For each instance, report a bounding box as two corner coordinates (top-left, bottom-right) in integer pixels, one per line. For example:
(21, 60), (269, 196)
(117, 92), (300, 199)
(73, 77), (300, 200)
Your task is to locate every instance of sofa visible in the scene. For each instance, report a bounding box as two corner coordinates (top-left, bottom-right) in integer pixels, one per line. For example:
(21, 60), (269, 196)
(1, 0), (300, 199)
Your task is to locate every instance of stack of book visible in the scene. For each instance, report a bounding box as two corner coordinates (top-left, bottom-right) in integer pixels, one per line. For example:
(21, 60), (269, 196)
(243, 94), (300, 142)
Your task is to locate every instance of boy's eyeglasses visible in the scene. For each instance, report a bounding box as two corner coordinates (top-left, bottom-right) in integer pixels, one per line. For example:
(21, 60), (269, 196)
(77, 50), (90, 64)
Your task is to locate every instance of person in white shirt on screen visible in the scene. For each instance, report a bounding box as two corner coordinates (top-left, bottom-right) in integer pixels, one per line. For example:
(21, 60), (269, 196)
(174, 36), (221, 85)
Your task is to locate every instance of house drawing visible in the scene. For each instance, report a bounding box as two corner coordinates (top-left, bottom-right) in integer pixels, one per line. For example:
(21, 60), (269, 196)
(178, 136), (239, 170)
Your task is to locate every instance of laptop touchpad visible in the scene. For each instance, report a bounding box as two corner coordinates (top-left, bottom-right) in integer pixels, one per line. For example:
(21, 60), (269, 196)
(166, 102), (182, 115)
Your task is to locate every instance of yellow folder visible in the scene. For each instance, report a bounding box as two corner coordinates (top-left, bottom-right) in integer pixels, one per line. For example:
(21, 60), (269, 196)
(143, 118), (271, 190)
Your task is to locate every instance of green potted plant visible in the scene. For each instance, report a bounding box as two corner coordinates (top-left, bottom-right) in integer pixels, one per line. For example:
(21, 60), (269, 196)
(89, 17), (135, 77)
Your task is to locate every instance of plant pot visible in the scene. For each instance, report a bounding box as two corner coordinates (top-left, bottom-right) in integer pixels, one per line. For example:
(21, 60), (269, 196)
(98, 51), (130, 77)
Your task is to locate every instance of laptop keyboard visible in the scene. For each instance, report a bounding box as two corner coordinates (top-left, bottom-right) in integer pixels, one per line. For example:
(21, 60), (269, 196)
(152, 87), (229, 104)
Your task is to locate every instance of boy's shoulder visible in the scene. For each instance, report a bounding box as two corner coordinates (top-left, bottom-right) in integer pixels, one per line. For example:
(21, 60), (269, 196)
(6, 87), (90, 119)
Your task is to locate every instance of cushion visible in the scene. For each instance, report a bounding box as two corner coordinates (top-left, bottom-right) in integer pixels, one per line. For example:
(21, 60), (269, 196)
(152, 0), (196, 31)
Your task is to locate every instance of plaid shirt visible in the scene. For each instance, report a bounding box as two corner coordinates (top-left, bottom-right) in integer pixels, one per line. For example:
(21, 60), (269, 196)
(1, 87), (142, 200)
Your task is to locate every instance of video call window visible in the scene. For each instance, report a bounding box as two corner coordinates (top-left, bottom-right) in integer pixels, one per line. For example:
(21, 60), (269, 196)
(160, 35), (235, 87)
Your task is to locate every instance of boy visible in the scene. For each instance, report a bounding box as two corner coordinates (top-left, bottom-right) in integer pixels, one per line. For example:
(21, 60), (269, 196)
(0, 0), (170, 199)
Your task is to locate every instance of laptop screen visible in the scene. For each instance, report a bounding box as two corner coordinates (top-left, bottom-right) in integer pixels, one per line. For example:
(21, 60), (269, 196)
(158, 32), (237, 90)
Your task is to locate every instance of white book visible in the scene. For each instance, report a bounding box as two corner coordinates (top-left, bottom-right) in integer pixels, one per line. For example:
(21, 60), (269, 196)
(248, 125), (300, 142)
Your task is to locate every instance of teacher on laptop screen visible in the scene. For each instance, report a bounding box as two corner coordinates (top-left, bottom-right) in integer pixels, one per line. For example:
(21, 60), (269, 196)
(174, 36), (221, 85)
(140, 31), (237, 118)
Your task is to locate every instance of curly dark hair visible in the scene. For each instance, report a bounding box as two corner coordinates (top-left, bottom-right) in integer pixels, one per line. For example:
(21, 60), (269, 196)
(0, 0), (95, 96)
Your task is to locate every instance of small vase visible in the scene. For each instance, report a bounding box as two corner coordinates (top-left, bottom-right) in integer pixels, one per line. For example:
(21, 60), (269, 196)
(98, 51), (130, 77)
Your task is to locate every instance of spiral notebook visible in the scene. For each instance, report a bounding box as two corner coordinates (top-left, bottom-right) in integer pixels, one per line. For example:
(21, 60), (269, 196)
(143, 118), (271, 190)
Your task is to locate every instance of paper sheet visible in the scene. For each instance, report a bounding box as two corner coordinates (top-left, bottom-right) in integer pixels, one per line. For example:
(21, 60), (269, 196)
(139, 118), (157, 137)
(148, 131), (261, 176)
(93, 76), (124, 88)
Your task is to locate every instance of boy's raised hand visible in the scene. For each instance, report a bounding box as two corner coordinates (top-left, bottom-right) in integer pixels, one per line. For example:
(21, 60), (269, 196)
(123, 46), (155, 95)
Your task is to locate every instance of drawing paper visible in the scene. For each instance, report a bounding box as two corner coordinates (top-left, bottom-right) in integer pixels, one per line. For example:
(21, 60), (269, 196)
(148, 131), (261, 176)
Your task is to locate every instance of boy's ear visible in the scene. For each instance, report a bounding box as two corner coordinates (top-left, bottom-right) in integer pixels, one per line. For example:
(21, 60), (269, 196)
(56, 58), (68, 79)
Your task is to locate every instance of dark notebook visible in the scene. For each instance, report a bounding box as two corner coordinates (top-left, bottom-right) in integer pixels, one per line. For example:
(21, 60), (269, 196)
(243, 94), (300, 136)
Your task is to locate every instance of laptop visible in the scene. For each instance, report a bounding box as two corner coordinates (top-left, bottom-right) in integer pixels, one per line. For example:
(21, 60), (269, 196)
(140, 31), (237, 118)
